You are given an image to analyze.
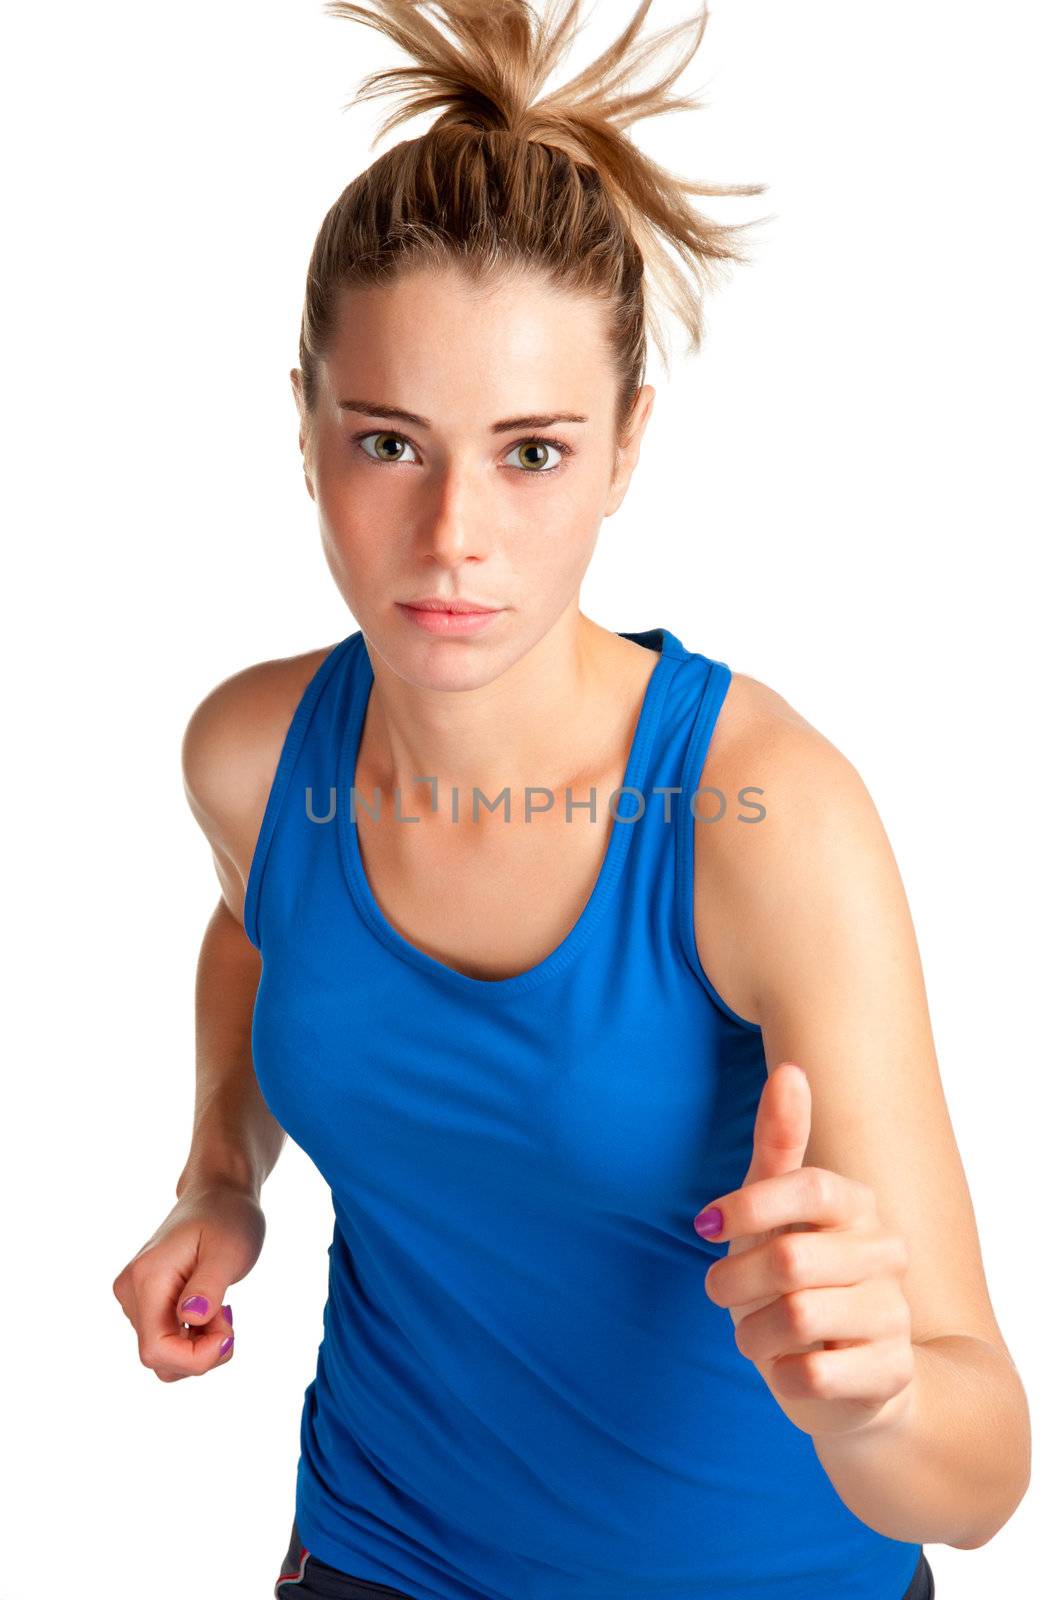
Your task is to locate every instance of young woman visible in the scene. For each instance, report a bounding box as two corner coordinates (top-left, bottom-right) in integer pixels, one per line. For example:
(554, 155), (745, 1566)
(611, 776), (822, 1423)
(113, 3), (1028, 1596)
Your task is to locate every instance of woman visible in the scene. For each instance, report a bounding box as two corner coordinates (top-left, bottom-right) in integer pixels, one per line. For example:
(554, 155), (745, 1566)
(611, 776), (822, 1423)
(113, 3), (1028, 1596)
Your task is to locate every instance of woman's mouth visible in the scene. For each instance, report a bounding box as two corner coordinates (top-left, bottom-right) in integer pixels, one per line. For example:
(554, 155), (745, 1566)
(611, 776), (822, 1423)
(396, 600), (504, 635)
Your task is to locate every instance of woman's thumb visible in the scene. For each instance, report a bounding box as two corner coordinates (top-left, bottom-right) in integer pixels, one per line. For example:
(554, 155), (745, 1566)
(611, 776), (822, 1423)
(178, 1281), (232, 1326)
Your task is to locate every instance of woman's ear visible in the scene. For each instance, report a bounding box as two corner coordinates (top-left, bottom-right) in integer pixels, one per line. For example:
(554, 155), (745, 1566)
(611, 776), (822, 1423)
(290, 368), (306, 447)
(604, 384), (656, 518)
(290, 368), (315, 501)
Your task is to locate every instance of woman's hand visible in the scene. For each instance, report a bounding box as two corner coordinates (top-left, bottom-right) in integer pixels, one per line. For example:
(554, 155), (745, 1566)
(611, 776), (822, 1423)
(112, 1184), (266, 1382)
(694, 1061), (916, 1441)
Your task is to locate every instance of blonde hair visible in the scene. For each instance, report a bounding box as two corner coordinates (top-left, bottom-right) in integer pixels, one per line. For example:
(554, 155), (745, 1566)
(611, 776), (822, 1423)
(299, 0), (770, 455)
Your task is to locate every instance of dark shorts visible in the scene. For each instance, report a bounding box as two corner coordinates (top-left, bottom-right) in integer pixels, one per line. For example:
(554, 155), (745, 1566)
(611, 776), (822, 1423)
(274, 1516), (935, 1598)
(902, 1550), (936, 1600)
(274, 1517), (415, 1598)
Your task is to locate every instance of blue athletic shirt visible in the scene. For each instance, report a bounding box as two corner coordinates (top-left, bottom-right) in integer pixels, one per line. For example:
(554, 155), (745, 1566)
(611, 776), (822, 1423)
(244, 625), (925, 1600)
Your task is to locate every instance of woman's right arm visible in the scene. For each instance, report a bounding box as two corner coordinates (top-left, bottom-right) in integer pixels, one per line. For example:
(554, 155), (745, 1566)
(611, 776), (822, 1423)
(175, 892), (285, 1202)
(112, 653), (322, 1381)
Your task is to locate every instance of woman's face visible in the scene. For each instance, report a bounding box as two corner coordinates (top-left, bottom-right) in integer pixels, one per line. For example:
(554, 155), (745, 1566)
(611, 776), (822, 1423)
(293, 265), (654, 689)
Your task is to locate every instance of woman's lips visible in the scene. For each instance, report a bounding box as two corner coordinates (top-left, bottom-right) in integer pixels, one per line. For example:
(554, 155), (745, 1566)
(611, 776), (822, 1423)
(396, 603), (503, 635)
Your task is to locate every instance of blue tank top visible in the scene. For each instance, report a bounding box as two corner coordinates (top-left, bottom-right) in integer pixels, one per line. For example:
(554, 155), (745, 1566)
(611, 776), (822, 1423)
(245, 625), (924, 1600)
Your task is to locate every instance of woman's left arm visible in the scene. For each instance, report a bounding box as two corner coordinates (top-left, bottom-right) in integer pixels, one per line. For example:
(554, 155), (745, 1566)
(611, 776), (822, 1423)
(697, 710), (1031, 1550)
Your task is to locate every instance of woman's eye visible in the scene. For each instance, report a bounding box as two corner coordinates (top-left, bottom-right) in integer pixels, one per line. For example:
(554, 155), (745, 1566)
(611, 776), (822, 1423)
(503, 438), (571, 473)
(357, 432), (416, 465)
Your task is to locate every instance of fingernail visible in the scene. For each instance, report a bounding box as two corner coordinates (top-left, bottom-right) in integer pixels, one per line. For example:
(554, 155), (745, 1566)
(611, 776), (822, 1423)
(219, 1336), (234, 1356)
(694, 1207), (724, 1239)
(221, 1304), (233, 1325)
(181, 1295), (210, 1316)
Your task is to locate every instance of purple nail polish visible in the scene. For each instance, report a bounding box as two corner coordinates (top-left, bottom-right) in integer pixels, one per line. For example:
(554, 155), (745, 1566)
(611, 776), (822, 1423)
(221, 1304), (233, 1325)
(695, 1207), (724, 1239)
(219, 1336), (234, 1356)
(181, 1295), (210, 1316)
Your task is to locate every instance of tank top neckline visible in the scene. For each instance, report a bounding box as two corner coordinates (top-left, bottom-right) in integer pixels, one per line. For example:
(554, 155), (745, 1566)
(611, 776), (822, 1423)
(336, 627), (686, 996)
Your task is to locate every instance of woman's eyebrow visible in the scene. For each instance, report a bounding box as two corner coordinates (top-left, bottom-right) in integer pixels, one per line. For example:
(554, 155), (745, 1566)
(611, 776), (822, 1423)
(337, 398), (588, 433)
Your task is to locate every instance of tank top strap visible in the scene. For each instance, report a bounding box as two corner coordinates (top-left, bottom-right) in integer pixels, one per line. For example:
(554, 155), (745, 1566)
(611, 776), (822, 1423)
(243, 629), (361, 951)
(616, 625), (732, 837)
(616, 627), (756, 1029)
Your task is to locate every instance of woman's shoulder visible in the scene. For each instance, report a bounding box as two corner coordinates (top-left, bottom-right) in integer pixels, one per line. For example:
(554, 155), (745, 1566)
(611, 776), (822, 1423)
(691, 669), (876, 1025)
(181, 642), (340, 920)
(707, 667), (858, 792)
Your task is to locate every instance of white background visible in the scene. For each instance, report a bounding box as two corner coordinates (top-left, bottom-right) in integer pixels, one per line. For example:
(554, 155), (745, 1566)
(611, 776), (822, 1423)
(3, 1), (1058, 1594)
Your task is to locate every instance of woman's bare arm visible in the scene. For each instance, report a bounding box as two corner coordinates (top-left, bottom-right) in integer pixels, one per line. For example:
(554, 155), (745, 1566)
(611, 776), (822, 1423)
(112, 650), (331, 1376)
(174, 651), (329, 1201)
(175, 894), (284, 1202)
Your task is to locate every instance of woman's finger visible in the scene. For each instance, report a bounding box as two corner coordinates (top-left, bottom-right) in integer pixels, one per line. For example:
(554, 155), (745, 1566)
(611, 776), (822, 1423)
(132, 1263), (235, 1378)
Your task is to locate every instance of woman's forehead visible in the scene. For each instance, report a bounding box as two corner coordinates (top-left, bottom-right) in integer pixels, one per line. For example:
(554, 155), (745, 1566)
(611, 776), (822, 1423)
(329, 268), (609, 357)
(321, 274), (614, 420)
